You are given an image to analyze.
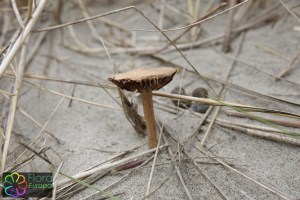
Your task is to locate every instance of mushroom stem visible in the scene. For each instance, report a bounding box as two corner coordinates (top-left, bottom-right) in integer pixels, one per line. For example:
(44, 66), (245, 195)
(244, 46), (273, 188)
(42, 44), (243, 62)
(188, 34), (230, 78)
(141, 89), (158, 149)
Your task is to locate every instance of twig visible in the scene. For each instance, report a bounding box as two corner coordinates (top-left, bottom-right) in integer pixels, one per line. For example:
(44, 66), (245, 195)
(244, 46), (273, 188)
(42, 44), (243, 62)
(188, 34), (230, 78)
(0, 13), (10, 48)
(213, 117), (285, 134)
(142, 169), (176, 200)
(52, 162), (64, 200)
(9, 54), (300, 109)
(191, 0), (201, 39)
(225, 111), (300, 128)
(1, 40), (27, 171)
(158, 0), (165, 29)
(0, 89), (15, 96)
(145, 127), (164, 199)
(25, 0), (33, 23)
(53, 10), (274, 57)
(223, 0), (236, 52)
(0, 0), (48, 78)
(24, 81), (120, 110)
(162, 134), (194, 200)
(152, 2), (226, 54)
(57, 145), (168, 186)
(35, 6), (137, 32)
(18, 107), (62, 143)
(153, 91), (300, 119)
(11, 0), (25, 29)
(215, 120), (300, 146)
(11, 97), (65, 169)
(76, 0), (116, 74)
(193, 146), (291, 200)
(183, 151), (227, 200)
(0, 6), (28, 12)
(278, 0), (300, 23)
(67, 25), (91, 50)
(201, 32), (245, 146)
(276, 50), (300, 79)
(80, 155), (155, 200)
(233, 0), (252, 24)
(4, 71), (114, 89)
(34, 4), (249, 96)
(160, 12), (278, 54)
(4, 147), (50, 172)
(25, 24), (48, 66)
(255, 43), (289, 61)
(18, 142), (53, 165)
(113, 159), (146, 172)
(133, 0), (250, 32)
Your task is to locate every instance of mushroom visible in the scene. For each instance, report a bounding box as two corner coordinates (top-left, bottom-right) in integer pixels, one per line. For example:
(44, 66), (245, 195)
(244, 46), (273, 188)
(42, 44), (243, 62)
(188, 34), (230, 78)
(108, 67), (177, 149)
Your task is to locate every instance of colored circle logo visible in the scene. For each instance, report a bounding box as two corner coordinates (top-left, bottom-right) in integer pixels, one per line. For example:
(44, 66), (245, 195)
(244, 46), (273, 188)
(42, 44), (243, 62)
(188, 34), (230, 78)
(2, 172), (28, 197)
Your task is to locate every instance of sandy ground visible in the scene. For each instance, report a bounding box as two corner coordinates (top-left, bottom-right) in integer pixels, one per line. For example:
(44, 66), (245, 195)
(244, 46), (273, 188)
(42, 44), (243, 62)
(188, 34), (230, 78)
(1, 0), (300, 199)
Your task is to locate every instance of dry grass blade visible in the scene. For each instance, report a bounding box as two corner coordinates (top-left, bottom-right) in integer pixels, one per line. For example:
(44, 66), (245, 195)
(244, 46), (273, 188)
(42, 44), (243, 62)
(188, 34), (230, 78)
(215, 121), (300, 146)
(276, 50), (300, 79)
(1, 41), (27, 171)
(133, 0), (249, 32)
(57, 145), (168, 187)
(8, 68), (300, 109)
(25, 0), (33, 23)
(226, 111), (300, 128)
(35, 1), (251, 33)
(183, 151), (227, 200)
(10, 97), (65, 170)
(24, 81), (120, 110)
(145, 128), (164, 199)
(0, 0), (48, 78)
(153, 91), (300, 119)
(34, 3), (250, 96)
(11, 0), (25, 29)
(4, 71), (115, 89)
(80, 155), (155, 200)
(201, 32), (245, 146)
(0, 0), (298, 199)
(278, 0), (300, 22)
(153, 2), (227, 54)
(223, 0), (236, 52)
(162, 133), (194, 200)
(18, 142), (53, 165)
(18, 107), (62, 143)
(0, 89), (15, 96)
(193, 146), (291, 200)
(52, 162), (64, 200)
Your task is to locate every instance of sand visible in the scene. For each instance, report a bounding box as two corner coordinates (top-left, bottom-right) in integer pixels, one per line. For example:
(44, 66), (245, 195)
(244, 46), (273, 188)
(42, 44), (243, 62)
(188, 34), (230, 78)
(1, 1), (300, 199)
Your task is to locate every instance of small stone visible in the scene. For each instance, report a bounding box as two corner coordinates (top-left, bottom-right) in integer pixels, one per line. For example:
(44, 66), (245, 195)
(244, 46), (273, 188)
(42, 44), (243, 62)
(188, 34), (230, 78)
(171, 87), (191, 109)
(191, 104), (209, 114)
(191, 87), (209, 113)
(192, 87), (208, 98)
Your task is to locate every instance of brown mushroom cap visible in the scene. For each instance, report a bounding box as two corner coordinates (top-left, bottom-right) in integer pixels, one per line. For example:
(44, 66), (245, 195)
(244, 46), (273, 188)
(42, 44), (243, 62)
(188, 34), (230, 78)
(108, 67), (177, 92)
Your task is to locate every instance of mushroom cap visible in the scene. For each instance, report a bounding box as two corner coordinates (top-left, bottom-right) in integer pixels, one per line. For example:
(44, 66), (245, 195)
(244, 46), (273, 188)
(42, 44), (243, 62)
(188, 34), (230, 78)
(108, 67), (177, 92)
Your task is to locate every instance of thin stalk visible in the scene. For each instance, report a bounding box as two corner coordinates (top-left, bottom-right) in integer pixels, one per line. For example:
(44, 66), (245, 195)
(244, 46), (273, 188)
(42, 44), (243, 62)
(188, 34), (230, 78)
(141, 90), (158, 149)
